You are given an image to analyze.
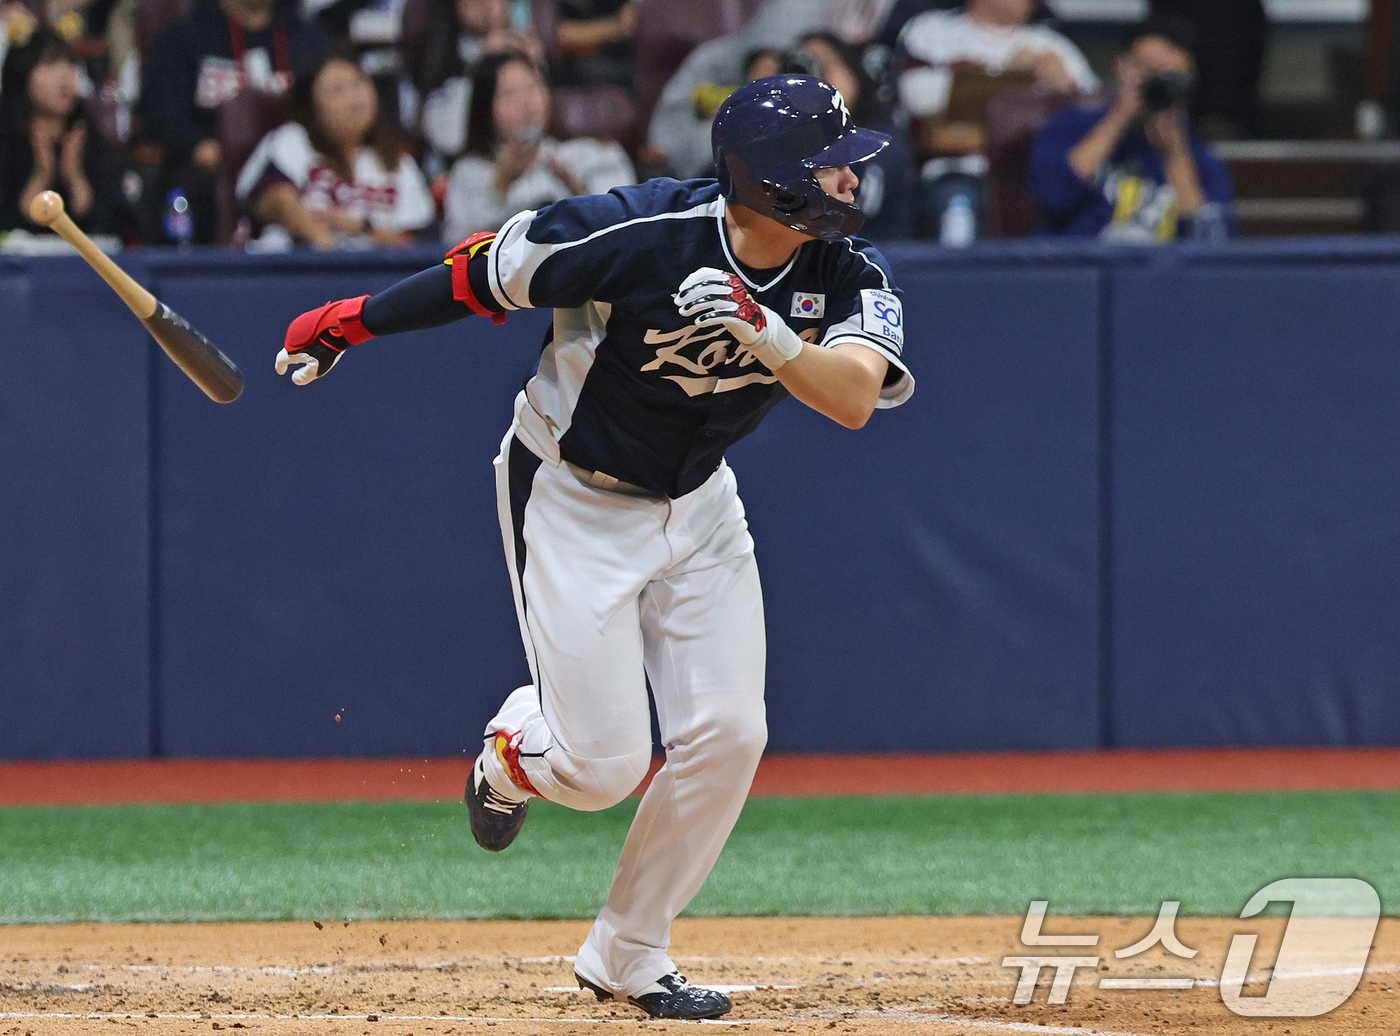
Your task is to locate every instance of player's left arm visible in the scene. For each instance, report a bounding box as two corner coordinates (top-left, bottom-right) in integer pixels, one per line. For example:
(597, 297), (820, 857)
(770, 343), (887, 429)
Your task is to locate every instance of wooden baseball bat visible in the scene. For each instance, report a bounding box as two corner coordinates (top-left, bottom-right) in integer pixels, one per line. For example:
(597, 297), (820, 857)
(28, 191), (245, 403)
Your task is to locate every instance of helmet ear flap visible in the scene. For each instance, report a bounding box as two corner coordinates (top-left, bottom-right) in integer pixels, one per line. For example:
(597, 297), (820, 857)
(715, 148), (734, 196)
(718, 149), (866, 240)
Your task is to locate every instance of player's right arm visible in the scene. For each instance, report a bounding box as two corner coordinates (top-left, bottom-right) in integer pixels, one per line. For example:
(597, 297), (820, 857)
(276, 232), (508, 384)
(769, 341), (888, 429)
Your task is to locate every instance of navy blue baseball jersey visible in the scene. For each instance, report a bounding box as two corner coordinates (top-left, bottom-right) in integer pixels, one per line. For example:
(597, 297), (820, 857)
(488, 177), (914, 497)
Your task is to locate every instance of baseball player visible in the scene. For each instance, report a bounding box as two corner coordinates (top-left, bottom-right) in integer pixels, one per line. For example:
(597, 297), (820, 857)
(276, 74), (913, 1020)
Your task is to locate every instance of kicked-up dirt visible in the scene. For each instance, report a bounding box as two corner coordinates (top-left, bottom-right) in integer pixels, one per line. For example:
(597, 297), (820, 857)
(1, 916), (1396, 1035)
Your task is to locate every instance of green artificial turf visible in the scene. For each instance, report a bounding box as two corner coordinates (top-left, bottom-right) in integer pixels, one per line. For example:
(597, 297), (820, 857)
(0, 791), (1395, 923)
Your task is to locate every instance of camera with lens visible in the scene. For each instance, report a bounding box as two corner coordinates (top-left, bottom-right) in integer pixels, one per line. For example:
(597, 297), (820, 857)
(1140, 70), (1193, 113)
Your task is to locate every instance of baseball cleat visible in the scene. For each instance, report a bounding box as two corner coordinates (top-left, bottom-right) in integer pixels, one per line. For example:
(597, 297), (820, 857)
(464, 751), (528, 851)
(576, 971), (733, 1020)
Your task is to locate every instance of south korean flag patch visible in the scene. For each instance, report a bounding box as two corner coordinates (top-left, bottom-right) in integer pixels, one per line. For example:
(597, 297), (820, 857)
(859, 289), (904, 354)
(790, 292), (825, 320)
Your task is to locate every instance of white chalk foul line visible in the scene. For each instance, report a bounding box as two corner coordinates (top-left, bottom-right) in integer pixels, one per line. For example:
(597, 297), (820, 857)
(1190, 963), (1400, 989)
(0, 1011), (1157, 1034)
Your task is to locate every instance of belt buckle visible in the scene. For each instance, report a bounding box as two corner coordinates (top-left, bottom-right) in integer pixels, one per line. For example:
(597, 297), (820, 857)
(566, 461), (661, 499)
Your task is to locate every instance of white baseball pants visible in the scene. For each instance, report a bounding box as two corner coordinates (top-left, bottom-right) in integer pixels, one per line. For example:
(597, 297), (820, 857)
(481, 429), (768, 997)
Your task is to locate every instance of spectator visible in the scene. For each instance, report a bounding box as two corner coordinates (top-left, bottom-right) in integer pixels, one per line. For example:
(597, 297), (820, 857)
(412, 0), (543, 163)
(554, 0), (636, 89)
(441, 50), (633, 241)
(646, 0), (829, 180)
(874, 0), (1053, 55)
(825, 0), (899, 49)
(793, 32), (912, 239)
(236, 52), (434, 247)
(896, 0), (1096, 239)
(1030, 17), (1230, 241)
(1, 30), (125, 234)
(334, 0), (419, 143)
(0, 0), (139, 88)
(653, 46), (787, 166)
(139, 0), (329, 243)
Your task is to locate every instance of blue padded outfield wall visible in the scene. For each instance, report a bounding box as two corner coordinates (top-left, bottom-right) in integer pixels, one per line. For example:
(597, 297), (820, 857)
(4, 239), (1400, 758)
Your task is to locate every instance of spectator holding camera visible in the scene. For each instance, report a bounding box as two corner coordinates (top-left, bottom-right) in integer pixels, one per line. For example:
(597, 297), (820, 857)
(1030, 17), (1230, 241)
(894, 0), (1096, 240)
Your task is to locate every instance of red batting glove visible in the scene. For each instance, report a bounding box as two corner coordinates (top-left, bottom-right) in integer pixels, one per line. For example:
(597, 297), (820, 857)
(275, 295), (373, 385)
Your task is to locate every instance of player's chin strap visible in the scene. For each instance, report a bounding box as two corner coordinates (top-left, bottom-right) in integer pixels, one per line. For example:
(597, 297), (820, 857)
(445, 232), (509, 325)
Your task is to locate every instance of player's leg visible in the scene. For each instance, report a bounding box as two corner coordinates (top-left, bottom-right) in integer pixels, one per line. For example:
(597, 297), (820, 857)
(473, 434), (662, 816)
(574, 465), (767, 1005)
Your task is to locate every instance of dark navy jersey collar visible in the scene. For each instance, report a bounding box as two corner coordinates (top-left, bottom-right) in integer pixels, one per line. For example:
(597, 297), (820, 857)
(715, 200), (802, 292)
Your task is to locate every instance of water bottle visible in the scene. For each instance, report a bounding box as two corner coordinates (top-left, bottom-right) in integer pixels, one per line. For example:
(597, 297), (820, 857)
(163, 188), (194, 247)
(940, 192), (976, 248)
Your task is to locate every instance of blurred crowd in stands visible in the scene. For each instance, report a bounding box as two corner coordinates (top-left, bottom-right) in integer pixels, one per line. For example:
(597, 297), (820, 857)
(0, 0), (1266, 248)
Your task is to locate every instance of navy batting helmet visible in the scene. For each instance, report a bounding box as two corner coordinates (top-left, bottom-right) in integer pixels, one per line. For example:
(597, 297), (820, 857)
(712, 74), (889, 241)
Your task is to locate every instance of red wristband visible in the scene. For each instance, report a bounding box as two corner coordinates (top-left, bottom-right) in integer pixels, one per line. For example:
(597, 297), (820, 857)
(335, 295), (375, 345)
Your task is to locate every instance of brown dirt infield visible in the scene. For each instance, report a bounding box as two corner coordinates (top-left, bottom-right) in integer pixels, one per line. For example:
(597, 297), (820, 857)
(5, 748), (1400, 805)
(2, 917), (1395, 1036)
(6, 754), (1396, 1035)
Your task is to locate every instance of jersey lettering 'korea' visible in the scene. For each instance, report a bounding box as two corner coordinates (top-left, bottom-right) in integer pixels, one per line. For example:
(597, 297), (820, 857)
(486, 177), (915, 498)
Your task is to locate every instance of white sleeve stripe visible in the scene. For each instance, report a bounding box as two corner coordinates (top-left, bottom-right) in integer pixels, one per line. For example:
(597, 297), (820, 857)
(488, 200), (723, 311)
(822, 318), (903, 357)
(825, 333), (903, 364)
(488, 210), (532, 311)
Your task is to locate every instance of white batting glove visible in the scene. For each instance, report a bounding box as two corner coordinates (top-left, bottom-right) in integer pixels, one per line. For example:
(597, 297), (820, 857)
(274, 346), (338, 385)
(674, 268), (804, 371)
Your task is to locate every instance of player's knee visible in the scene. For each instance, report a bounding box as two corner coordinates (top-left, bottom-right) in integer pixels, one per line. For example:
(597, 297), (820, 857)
(697, 711), (768, 771)
(730, 715), (768, 767)
(570, 746), (654, 811)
